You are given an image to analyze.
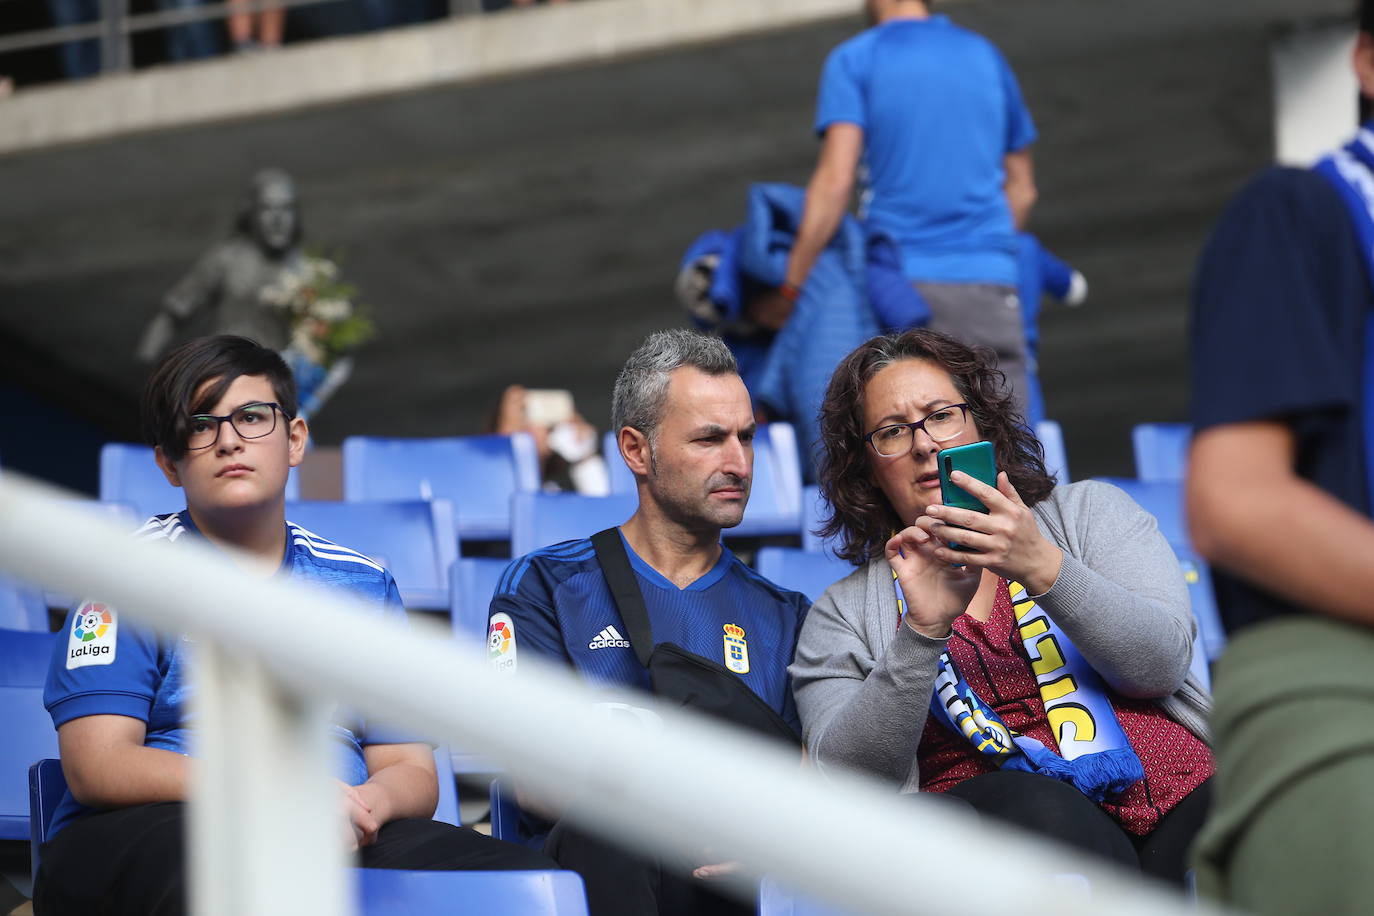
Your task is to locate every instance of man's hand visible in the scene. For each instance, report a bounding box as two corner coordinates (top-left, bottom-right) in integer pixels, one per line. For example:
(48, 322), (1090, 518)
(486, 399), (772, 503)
(746, 289), (796, 332)
(885, 525), (981, 638)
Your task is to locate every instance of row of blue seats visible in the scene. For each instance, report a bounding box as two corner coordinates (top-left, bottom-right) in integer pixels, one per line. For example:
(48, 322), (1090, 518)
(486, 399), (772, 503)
(95, 419), (1076, 550)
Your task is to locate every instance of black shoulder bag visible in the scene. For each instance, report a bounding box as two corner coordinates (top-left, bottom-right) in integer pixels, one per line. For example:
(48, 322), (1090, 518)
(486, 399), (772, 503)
(590, 528), (800, 748)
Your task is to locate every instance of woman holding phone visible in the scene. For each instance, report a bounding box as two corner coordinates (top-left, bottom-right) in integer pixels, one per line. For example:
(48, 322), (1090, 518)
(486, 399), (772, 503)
(789, 329), (1213, 884)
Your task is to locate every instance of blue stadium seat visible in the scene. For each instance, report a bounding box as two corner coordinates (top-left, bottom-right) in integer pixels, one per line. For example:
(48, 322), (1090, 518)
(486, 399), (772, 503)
(450, 557), (511, 642)
(800, 485), (842, 557)
(0, 577), (48, 632)
(447, 557), (508, 773)
(0, 628), (58, 842)
(342, 435), (540, 543)
(285, 500), (457, 611)
(1036, 419), (1070, 483)
(1091, 477), (1188, 547)
(433, 746), (461, 828)
(356, 868), (589, 916)
(604, 423), (804, 539)
(1132, 423), (1190, 482)
(1173, 543), (1225, 665)
(758, 877), (854, 916)
(755, 548), (855, 606)
(510, 492), (638, 558)
(101, 443), (301, 521)
(31, 758), (582, 914)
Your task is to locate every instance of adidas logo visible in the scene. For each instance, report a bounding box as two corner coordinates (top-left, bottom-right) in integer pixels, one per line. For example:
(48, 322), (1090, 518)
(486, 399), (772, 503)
(588, 625), (631, 650)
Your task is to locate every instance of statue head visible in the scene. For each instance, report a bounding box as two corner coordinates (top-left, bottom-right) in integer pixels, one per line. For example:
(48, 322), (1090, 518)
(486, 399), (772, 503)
(238, 168), (301, 255)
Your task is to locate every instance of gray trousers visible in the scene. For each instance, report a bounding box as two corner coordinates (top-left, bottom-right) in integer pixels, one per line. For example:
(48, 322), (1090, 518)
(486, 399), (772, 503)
(915, 282), (1029, 417)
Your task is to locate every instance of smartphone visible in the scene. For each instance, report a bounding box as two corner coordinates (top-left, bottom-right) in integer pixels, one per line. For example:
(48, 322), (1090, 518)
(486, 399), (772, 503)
(524, 389), (575, 428)
(937, 441), (997, 551)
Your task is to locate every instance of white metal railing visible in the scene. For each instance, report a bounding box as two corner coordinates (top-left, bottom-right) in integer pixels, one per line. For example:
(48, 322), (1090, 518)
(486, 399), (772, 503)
(0, 473), (1237, 916)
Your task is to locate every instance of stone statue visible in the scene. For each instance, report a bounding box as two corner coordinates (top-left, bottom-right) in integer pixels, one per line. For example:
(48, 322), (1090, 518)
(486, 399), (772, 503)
(137, 168), (304, 363)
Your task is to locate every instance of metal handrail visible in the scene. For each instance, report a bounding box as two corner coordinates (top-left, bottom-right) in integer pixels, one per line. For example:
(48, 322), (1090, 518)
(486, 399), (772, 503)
(0, 0), (485, 74)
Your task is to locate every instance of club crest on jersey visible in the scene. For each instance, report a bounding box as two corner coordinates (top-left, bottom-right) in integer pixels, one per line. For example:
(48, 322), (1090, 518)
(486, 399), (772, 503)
(488, 613), (517, 675)
(723, 623), (749, 674)
(68, 600), (117, 669)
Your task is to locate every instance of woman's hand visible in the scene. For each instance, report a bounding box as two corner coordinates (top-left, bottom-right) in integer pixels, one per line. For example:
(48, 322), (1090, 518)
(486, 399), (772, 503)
(917, 471), (1063, 596)
(885, 525), (981, 638)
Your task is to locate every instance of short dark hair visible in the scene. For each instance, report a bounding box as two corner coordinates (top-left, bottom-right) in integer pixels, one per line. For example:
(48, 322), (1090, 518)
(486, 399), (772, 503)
(816, 329), (1055, 564)
(1363, 0), (1374, 37)
(142, 335), (297, 461)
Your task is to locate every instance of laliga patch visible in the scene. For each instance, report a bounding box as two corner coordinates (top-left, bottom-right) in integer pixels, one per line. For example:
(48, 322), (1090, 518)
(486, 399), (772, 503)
(723, 623), (749, 674)
(488, 612), (517, 675)
(67, 601), (118, 669)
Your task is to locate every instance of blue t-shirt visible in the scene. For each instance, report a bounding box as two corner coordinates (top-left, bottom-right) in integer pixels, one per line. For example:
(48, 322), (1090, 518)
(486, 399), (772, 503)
(488, 534), (810, 733)
(815, 15), (1036, 285)
(1190, 167), (1373, 634)
(44, 511), (412, 836)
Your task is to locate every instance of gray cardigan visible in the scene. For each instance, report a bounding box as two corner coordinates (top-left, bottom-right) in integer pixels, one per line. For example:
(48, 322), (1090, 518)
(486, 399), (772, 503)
(789, 479), (1212, 793)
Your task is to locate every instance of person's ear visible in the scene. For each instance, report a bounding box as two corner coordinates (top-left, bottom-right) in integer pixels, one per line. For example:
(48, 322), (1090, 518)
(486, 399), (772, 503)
(154, 445), (182, 488)
(287, 416), (309, 469)
(619, 426), (651, 478)
(1355, 32), (1374, 104)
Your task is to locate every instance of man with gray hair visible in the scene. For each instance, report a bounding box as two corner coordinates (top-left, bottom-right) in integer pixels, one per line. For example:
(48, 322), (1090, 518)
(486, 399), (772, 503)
(488, 328), (810, 916)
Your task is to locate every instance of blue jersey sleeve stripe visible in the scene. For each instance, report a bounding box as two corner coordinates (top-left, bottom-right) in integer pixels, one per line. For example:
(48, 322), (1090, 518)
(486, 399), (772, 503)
(497, 540), (596, 597)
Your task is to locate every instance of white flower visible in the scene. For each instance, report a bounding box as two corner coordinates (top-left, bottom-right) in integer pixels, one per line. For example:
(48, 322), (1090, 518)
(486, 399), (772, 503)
(310, 298), (352, 322)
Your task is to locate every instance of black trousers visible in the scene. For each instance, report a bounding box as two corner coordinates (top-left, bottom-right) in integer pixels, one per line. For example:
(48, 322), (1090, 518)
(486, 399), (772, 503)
(943, 770), (1213, 887)
(33, 802), (556, 916)
(544, 821), (752, 916)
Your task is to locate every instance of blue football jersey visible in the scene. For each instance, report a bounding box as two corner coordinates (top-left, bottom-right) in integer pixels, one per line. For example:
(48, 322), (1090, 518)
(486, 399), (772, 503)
(488, 532), (811, 732)
(44, 511), (411, 836)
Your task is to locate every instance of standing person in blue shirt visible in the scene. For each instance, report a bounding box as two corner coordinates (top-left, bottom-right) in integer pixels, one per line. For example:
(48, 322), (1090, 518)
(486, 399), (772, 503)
(488, 329), (811, 916)
(36, 335), (552, 916)
(755, 0), (1039, 412)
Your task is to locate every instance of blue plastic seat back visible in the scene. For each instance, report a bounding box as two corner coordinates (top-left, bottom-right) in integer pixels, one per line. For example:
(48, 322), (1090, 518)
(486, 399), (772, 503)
(800, 485), (844, 557)
(450, 557), (510, 642)
(755, 547), (856, 606)
(356, 868), (589, 916)
(342, 435), (540, 542)
(758, 877), (855, 916)
(1172, 543), (1226, 666)
(0, 629), (59, 842)
(1092, 477), (1188, 548)
(603, 423), (803, 538)
(284, 500), (457, 611)
(1132, 423), (1190, 482)
(510, 492), (639, 558)
(101, 443), (300, 521)
(0, 577), (48, 632)
(1036, 419), (1070, 483)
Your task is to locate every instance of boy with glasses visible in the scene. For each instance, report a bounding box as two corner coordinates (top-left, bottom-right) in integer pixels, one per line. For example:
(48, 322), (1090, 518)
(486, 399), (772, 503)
(36, 335), (552, 916)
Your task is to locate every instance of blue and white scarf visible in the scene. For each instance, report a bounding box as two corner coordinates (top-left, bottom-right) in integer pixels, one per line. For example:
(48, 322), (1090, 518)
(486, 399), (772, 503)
(1312, 123), (1374, 494)
(897, 576), (1144, 801)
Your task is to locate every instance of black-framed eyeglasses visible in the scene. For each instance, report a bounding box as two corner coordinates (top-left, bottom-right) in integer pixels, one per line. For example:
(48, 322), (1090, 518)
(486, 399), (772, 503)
(864, 404), (970, 457)
(186, 402), (285, 451)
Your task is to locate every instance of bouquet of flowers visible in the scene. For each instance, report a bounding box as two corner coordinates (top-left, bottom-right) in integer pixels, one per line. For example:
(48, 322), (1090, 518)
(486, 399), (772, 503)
(260, 253), (374, 368)
(260, 253), (374, 418)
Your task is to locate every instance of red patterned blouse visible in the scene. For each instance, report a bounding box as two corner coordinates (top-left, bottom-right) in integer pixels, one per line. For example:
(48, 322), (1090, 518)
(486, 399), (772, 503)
(917, 581), (1214, 835)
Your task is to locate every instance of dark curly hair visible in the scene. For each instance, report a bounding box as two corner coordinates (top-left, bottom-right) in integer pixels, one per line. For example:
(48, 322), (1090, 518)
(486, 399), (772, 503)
(816, 329), (1055, 565)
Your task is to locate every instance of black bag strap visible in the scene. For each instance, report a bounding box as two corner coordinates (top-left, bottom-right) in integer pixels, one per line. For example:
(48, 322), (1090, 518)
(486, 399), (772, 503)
(590, 527), (655, 668)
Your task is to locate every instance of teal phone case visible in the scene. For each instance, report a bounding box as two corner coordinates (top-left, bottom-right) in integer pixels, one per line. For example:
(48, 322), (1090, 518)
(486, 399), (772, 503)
(938, 441), (997, 513)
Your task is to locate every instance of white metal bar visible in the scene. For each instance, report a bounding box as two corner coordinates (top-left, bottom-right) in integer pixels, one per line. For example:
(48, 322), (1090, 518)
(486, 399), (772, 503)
(190, 645), (351, 916)
(0, 475), (1242, 916)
